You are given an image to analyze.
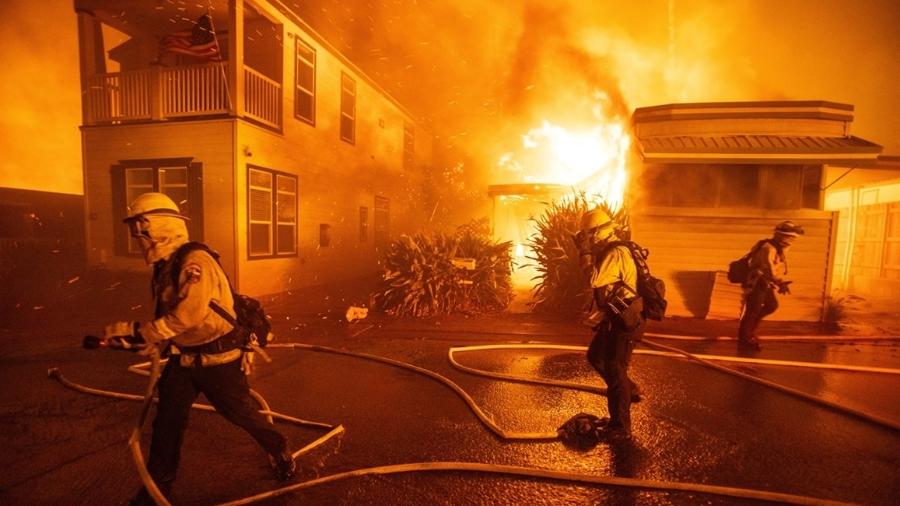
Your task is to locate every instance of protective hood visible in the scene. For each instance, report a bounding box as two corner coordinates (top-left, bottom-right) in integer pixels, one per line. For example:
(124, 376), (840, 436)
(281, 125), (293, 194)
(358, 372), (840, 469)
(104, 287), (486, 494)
(136, 214), (190, 264)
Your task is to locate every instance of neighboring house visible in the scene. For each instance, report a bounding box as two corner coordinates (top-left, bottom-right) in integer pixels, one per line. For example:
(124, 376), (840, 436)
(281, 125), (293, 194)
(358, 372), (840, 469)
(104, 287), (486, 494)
(631, 101), (883, 321)
(824, 155), (900, 301)
(75, 0), (433, 295)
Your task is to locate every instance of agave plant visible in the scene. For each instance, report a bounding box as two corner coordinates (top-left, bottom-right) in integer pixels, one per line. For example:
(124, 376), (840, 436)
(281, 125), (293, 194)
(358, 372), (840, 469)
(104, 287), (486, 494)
(455, 224), (514, 314)
(527, 194), (628, 316)
(373, 221), (513, 317)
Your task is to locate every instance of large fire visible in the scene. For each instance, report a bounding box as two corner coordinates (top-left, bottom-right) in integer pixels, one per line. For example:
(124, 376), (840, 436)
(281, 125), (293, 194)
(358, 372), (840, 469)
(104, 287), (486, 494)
(497, 100), (631, 211)
(492, 94), (632, 296)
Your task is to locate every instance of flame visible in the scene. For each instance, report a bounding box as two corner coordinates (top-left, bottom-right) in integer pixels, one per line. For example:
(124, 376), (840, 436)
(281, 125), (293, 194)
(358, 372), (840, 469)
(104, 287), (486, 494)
(493, 94), (632, 291)
(497, 96), (631, 211)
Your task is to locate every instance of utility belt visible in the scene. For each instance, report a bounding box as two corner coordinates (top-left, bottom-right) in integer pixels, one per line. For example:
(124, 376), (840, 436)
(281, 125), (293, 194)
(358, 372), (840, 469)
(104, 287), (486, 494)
(171, 328), (248, 367)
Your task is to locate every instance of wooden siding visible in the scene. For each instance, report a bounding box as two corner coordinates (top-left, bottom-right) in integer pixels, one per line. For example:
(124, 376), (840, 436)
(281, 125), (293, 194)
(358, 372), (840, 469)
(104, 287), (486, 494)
(82, 120), (235, 277)
(80, 7), (434, 299)
(632, 208), (835, 321)
(232, 27), (431, 296)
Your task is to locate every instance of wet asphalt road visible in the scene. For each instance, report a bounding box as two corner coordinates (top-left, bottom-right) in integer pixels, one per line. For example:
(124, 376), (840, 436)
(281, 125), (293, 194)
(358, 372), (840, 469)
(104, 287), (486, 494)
(1, 317), (899, 505)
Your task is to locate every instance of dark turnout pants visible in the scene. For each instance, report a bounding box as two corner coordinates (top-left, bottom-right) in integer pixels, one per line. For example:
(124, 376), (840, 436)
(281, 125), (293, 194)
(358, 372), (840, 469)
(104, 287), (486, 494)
(147, 357), (287, 488)
(739, 281), (778, 342)
(587, 318), (644, 431)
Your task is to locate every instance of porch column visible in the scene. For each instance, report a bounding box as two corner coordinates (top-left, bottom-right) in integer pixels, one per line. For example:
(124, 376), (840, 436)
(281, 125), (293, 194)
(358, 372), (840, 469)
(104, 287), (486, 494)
(228, 0), (244, 117)
(75, 9), (106, 125)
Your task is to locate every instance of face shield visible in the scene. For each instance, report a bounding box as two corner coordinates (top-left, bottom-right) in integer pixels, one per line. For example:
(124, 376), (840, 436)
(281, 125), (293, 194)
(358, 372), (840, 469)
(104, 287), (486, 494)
(125, 214), (189, 264)
(125, 216), (158, 263)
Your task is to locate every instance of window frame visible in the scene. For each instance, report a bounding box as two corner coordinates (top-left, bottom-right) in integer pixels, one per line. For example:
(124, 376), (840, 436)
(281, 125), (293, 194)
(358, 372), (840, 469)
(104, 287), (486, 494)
(374, 195), (390, 247)
(294, 37), (316, 125)
(247, 164), (298, 259)
(111, 158), (203, 257)
(340, 72), (356, 144)
(359, 206), (368, 243)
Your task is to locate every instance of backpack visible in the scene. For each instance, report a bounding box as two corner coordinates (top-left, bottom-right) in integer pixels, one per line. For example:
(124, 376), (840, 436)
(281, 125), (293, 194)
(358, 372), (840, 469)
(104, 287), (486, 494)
(599, 241), (667, 321)
(727, 239), (771, 284)
(172, 242), (272, 347)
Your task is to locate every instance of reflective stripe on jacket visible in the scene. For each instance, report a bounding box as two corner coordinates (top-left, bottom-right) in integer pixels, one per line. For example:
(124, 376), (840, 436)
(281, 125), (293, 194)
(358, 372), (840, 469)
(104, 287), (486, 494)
(141, 246), (237, 348)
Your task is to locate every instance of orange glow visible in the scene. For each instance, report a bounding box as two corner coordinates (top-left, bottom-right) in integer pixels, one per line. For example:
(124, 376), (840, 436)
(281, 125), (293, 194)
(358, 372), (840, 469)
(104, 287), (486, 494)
(497, 94), (631, 212)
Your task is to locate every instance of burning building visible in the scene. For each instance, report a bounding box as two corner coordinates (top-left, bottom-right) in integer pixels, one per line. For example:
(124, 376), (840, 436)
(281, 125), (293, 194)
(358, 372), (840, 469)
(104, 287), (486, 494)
(74, 0), (433, 295)
(631, 100), (883, 321)
(490, 100), (885, 321)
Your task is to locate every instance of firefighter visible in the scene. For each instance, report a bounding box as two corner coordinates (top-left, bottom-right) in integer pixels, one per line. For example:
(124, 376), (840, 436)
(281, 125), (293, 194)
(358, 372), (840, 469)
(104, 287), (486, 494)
(102, 193), (295, 505)
(579, 207), (644, 441)
(738, 220), (805, 350)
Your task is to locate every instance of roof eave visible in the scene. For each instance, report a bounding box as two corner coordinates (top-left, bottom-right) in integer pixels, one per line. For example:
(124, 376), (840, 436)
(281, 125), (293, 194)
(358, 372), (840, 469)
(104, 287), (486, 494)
(640, 152), (882, 165)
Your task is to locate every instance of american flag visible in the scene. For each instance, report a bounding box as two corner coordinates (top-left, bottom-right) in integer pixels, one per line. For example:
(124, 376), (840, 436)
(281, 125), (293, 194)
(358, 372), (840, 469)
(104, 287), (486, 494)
(159, 14), (221, 61)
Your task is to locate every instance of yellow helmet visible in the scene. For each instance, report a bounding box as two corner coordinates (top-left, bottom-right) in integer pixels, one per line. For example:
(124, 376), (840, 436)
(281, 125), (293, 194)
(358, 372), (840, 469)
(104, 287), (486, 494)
(580, 208), (615, 241)
(124, 192), (189, 223)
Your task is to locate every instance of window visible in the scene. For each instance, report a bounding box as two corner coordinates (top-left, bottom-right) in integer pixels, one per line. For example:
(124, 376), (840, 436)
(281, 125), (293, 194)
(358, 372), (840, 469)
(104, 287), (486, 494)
(374, 196), (389, 246)
(359, 206), (368, 242)
(294, 38), (316, 124)
(111, 159), (202, 256)
(340, 72), (356, 144)
(403, 123), (415, 171)
(319, 224), (331, 248)
(641, 164), (824, 209)
(248, 166), (297, 258)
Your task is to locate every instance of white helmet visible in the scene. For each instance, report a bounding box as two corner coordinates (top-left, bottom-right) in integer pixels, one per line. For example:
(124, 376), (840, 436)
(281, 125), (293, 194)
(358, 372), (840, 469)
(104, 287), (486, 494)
(124, 192), (190, 264)
(124, 192), (189, 223)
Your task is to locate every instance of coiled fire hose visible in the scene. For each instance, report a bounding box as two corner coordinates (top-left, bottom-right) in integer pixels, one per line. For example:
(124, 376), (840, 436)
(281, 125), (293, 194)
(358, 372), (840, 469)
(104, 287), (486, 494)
(49, 336), (889, 505)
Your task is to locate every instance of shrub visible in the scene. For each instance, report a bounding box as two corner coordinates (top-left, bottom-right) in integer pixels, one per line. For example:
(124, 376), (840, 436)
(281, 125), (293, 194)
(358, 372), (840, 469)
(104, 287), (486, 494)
(527, 195), (627, 316)
(373, 220), (513, 317)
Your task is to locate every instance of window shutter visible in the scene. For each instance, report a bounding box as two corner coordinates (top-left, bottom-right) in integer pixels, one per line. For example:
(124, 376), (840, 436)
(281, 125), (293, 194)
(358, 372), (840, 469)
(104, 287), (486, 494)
(110, 164), (128, 256)
(189, 162), (204, 241)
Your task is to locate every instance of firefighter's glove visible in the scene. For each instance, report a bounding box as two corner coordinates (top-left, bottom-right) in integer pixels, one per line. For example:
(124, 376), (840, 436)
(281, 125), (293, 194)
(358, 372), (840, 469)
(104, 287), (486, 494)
(241, 351), (255, 375)
(777, 281), (792, 295)
(102, 321), (145, 351)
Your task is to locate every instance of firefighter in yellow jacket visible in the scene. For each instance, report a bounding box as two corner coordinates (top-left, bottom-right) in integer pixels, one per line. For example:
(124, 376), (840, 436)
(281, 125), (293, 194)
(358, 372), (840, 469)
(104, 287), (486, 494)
(102, 193), (294, 505)
(738, 220), (804, 350)
(578, 207), (644, 441)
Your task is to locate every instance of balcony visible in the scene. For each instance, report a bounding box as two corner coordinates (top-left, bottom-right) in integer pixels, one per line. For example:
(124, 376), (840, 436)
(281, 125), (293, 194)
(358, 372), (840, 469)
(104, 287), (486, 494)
(85, 62), (282, 129)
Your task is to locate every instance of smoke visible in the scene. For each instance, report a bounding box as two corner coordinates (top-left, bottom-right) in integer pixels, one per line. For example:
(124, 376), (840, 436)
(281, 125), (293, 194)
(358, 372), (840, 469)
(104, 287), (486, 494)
(294, 0), (900, 179)
(2, 0), (897, 197)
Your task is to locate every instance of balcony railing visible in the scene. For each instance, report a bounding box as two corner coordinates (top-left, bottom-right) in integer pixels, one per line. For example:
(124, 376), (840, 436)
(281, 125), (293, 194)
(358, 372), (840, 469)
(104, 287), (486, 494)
(85, 62), (282, 129)
(244, 66), (282, 130)
(160, 62), (230, 118)
(86, 69), (154, 122)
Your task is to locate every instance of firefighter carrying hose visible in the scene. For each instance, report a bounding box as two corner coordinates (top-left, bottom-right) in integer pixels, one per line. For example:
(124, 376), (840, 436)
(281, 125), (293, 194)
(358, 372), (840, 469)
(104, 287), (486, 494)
(101, 193), (295, 505)
(738, 220), (805, 350)
(576, 207), (645, 441)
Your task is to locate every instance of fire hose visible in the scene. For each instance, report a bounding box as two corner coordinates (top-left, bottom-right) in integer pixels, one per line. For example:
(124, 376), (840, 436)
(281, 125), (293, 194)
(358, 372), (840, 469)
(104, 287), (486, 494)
(447, 341), (900, 432)
(50, 337), (881, 505)
(51, 336), (345, 506)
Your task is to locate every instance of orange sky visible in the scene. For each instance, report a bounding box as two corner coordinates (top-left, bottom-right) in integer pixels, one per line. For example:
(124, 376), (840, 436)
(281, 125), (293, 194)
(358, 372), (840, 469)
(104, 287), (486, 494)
(1, 0), (898, 195)
(0, 0), (82, 195)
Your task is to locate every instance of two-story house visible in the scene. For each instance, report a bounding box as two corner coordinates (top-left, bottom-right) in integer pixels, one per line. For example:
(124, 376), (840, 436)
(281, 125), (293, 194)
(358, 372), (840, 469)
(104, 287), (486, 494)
(75, 0), (433, 295)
